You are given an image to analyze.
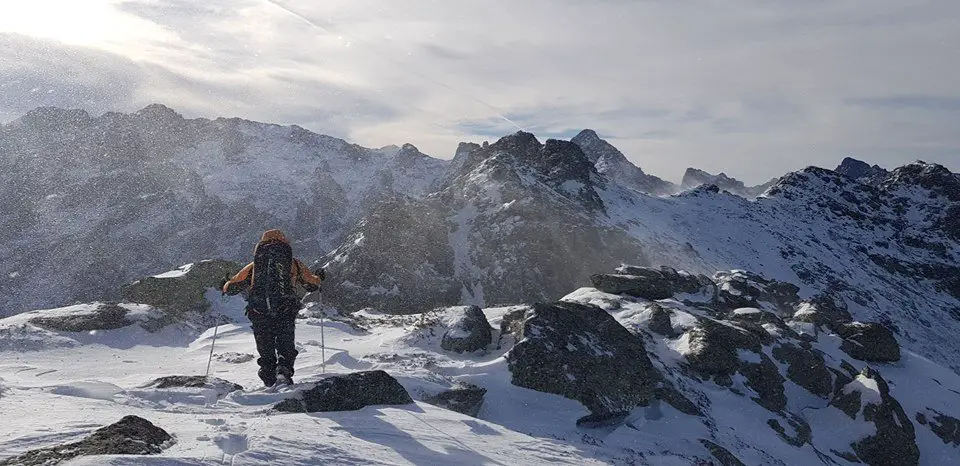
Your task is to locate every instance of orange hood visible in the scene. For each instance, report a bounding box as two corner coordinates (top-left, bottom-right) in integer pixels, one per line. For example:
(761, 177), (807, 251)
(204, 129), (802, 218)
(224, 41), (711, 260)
(259, 229), (290, 245)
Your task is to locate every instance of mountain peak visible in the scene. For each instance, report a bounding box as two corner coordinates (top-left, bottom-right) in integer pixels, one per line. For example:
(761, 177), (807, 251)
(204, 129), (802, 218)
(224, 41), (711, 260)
(571, 129), (601, 145)
(489, 131), (542, 156)
(836, 157), (888, 185)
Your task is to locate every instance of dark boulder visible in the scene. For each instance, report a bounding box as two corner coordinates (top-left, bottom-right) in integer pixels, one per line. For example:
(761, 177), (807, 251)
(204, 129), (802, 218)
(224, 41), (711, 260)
(29, 303), (136, 332)
(422, 384), (487, 417)
(0, 416), (171, 466)
(144, 375), (243, 395)
(713, 270), (800, 312)
(647, 303), (680, 337)
(699, 439), (746, 466)
(505, 301), (660, 421)
(771, 343), (833, 398)
(849, 368), (920, 466)
(837, 322), (901, 362)
(791, 295), (853, 329)
(439, 306), (493, 353)
(274, 370), (413, 413)
(121, 259), (241, 317)
(591, 265), (710, 301)
(916, 408), (960, 446)
(683, 317), (786, 412)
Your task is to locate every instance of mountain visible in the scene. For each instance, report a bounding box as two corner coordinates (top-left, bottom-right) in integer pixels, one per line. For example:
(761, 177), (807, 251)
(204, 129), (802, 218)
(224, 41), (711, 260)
(2, 105), (959, 378)
(836, 157), (890, 185)
(681, 167), (778, 197)
(571, 129), (677, 196)
(0, 105), (446, 314)
(0, 262), (958, 464)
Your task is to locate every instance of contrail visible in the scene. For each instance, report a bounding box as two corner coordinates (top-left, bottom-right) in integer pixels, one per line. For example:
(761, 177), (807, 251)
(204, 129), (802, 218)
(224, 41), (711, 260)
(263, 0), (526, 132)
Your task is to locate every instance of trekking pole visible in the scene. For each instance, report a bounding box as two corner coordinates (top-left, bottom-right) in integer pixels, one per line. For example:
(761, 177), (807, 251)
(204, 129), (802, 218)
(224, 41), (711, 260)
(320, 290), (326, 374)
(205, 293), (225, 378)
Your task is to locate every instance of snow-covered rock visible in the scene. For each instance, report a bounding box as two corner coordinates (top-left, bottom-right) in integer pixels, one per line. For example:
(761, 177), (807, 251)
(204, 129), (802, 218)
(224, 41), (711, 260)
(439, 305), (493, 353)
(121, 260), (241, 316)
(274, 370), (413, 413)
(0, 415), (172, 465)
(505, 301), (660, 423)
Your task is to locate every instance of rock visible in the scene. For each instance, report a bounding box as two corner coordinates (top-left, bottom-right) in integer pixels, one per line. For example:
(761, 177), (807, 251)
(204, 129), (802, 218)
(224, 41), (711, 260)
(683, 317), (786, 412)
(505, 301), (660, 421)
(699, 439), (746, 466)
(144, 375), (243, 395)
(439, 306), (493, 353)
(768, 414), (812, 447)
(847, 368), (919, 466)
(837, 322), (901, 362)
(274, 370), (412, 413)
(575, 411), (630, 428)
(0, 416), (171, 466)
(654, 383), (703, 416)
(647, 303), (679, 337)
(121, 260), (241, 317)
(498, 306), (532, 346)
(791, 295), (853, 329)
(591, 265), (708, 301)
(713, 270), (800, 312)
(771, 343), (833, 398)
(422, 384), (487, 417)
(916, 408), (960, 446)
(29, 303), (134, 332)
(27, 302), (171, 333)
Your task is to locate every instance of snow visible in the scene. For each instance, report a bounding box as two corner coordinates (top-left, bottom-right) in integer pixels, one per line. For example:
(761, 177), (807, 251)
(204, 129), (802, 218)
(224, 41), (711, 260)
(843, 374), (883, 407)
(152, 263), (194, 279)
(737, 349), (763, 364)
(732, 307), (761, 315)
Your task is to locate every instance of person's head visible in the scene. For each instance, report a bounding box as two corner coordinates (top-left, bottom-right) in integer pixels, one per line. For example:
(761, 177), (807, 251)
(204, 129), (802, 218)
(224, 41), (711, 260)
(260, 229), (289, 244)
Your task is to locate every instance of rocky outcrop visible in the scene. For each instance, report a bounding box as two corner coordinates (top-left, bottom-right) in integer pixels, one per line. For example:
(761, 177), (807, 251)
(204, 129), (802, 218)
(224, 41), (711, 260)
(274, 370), (413, 413)
(505, 301), (660, 423)
(591, 266), (713, 301)
(121, 260), (241, 316)
(422, 384), (487, 417)
(771, 342), (833, 398)
(837, 322), (901, 362)
(0, 416), (172, 466)
(713, 270), (800, 312)
(439, 306), (493, 353)
(916, 408), (960, 447)
(144, 375), (243, 395)
(26, 302), (171, 333)
(683, 317), (786, 412)
(845, 368), (920, 466)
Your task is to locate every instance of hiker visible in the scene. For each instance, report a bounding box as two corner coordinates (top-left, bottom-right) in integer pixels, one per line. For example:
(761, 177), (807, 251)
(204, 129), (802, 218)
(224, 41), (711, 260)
(222, 229), (324, 386)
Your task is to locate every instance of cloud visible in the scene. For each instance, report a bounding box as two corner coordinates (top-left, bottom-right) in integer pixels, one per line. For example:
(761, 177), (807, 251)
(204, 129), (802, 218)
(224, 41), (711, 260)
(0, 0), (958, 182)
(845, 95), (960, 112)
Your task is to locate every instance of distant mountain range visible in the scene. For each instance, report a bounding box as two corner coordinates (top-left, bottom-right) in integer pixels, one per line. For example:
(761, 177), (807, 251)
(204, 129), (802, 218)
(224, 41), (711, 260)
(2, 105), (958, 375)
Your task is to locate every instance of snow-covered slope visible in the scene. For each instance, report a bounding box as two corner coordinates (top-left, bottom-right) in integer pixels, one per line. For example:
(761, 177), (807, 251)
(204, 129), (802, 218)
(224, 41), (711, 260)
(1, 264), (958, 465)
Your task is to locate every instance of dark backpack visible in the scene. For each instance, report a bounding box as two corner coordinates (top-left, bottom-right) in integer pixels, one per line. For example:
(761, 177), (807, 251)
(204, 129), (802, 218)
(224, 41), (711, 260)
(250, 240), (295, 315)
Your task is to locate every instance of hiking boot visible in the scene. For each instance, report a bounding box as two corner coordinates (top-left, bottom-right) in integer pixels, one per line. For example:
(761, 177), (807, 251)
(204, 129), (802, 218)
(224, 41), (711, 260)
(277, 366), (294, 385)
(258, 368), (277, 387)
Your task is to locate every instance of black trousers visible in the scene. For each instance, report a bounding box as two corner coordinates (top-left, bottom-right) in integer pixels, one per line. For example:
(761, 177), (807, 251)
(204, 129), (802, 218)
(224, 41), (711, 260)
(249, 313), (298, 384)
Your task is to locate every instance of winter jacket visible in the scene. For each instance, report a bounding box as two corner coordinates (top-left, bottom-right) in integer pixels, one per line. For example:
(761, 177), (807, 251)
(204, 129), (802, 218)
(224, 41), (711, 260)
(222, 229), (323, 297)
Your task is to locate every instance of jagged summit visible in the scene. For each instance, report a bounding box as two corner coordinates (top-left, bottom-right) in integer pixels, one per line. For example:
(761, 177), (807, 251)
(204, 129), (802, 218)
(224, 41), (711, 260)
(836, 157), (889, 185)
(571, 128), (676, 196)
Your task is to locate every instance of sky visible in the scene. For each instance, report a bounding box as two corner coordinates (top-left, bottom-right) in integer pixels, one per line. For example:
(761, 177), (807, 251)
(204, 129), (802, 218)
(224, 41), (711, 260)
(0, 0), (958, 184)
